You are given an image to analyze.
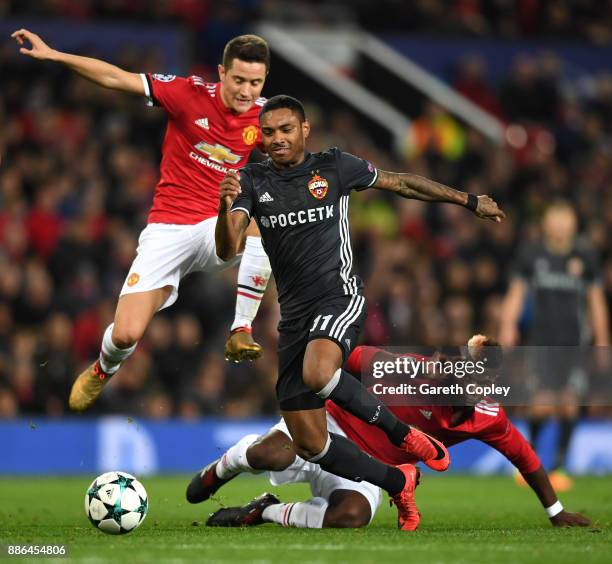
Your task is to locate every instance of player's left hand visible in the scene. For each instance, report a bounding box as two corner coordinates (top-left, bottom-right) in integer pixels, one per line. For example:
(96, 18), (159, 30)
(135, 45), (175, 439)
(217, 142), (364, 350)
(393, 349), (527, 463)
(475, 195), (505, 223)
(550, 510), (592, 527)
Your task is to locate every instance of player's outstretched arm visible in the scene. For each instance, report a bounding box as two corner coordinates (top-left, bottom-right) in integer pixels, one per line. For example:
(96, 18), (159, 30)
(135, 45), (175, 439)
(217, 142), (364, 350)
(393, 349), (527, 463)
(11, 29), (144, 95)
(373, 170), (505, 223)
(521, 465), (591, 527)
(216, 171), (249, 260)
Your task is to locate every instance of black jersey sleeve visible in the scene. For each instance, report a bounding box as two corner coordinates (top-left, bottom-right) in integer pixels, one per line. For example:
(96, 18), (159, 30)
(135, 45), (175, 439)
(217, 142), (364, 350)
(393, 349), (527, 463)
(510, 244), (534, 282)
(230, 170), (255, 219)
(336, 150), (378, 193)
(580, 243), (603, 287)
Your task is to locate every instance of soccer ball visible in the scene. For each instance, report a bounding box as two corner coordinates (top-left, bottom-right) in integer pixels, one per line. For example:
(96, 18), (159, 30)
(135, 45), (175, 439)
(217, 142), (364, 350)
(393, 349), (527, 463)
(84, 471), (148, 534)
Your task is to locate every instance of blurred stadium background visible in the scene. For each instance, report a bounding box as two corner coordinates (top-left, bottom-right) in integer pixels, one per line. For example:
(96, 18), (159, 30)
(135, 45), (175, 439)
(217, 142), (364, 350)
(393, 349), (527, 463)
(1, 0), (611, 476)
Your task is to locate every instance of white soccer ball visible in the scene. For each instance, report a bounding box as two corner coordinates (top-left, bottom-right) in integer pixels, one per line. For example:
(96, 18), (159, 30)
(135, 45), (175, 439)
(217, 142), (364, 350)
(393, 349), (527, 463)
(84, 471), (148, 534)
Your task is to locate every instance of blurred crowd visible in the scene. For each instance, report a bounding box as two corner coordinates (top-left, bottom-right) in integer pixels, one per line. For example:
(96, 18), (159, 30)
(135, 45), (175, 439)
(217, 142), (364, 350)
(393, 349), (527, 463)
(1, 16), (611, 419)
(3, 0), (612, 44)
(354, 0), (612, 43)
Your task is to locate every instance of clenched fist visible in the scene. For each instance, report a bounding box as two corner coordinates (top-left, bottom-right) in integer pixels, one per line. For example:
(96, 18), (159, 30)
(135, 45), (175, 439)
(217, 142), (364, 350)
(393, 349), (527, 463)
(219, 170), (242, 213)
(475, 195), (506, 223)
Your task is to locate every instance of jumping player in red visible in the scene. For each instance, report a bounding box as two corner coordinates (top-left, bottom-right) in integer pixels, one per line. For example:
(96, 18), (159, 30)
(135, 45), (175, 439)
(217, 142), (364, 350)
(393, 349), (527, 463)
(187, 336), (591, 529)
(11, 29), (273, 411)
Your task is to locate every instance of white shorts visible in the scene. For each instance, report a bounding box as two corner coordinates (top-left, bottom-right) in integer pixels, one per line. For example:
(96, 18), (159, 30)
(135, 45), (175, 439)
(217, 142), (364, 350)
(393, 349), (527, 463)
(119, 217), (240, 310)
(269, 414), (382, 523)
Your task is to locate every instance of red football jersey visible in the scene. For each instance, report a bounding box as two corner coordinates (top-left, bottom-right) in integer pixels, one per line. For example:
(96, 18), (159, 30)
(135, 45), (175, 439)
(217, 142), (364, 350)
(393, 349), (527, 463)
(327, 346), (541, 474)
(142, 73), (264, 224)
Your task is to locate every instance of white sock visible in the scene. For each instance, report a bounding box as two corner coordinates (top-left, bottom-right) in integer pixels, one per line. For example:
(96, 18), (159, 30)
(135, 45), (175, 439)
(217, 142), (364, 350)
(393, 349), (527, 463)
(262, 497), (328, 528)
(215, 433), (261, 479)
(99, 323), (137, 374)
(231, 236), (271, 331)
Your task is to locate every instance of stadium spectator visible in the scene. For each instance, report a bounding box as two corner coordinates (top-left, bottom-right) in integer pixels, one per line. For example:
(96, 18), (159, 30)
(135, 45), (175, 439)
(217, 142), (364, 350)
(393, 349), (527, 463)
(499, 201), (610, 491)
(453, 55), (503, 119)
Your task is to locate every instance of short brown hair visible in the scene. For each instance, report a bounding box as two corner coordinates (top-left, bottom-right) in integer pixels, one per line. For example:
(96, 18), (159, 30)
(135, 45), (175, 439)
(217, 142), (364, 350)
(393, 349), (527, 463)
(222, 34), (270, 71)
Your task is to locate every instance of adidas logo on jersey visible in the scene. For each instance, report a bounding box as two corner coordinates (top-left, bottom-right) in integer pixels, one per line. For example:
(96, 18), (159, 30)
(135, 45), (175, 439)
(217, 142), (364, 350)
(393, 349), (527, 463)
(259, 192), (274, 203)
(419, 410), (432, 420)
(195, 118), (209, 130)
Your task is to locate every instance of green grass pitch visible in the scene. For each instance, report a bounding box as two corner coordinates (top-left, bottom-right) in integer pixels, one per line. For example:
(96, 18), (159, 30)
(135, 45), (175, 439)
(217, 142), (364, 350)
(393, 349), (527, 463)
(0, 474), (610, 563)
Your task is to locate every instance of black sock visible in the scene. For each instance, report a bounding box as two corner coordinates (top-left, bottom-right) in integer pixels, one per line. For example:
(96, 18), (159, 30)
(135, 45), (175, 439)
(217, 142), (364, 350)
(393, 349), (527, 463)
(322, 369), (411, 446)
(529, 418), (544, 449)
(554, 418), (576, 470)
(314, 433), (406, 496)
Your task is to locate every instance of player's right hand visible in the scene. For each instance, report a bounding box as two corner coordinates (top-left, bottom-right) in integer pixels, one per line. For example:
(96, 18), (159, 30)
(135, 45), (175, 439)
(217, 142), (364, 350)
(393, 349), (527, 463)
(11, 29), (55, 60)
(219, 170), (241, 212)
(550, 510), (592, 527)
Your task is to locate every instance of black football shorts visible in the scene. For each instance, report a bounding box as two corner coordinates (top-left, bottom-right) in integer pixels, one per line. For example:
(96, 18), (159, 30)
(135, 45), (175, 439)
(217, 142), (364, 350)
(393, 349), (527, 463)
(276, 293), (367, 411)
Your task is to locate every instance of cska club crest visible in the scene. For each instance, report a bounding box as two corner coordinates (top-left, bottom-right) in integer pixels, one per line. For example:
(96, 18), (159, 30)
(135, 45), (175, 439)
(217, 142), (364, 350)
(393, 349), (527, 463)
(308, 174), (328, 200)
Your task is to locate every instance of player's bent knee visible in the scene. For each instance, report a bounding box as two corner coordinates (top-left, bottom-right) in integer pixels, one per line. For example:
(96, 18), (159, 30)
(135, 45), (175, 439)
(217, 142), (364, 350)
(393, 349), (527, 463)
(294, 446), (320, 461)
(293, 439), (327, 462)
(111, 323), (144, 349)
(246, 430), (296, 471)
(302, 362), (337, 392)
(247, 441), (294, 472)
(245, 443), (269, 470)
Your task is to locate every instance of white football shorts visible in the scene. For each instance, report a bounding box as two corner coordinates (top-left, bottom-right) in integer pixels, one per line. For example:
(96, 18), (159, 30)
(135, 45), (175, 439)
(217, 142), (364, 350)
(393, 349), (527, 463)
(269, 413), (382, 523)
(119, 217), (241, 310)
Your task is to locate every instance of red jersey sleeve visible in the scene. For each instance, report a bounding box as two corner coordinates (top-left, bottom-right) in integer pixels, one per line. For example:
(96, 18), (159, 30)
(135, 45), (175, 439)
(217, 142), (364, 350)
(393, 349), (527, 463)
(479, 409), (541, 474)
(143, 73), (204, 117)
(344, 346), (383, 377)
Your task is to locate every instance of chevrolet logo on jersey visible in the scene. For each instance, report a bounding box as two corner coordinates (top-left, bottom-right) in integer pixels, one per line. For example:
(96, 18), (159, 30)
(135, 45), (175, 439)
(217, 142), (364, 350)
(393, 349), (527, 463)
(260, 205), (334, 229)
(195, 142), (242, 165)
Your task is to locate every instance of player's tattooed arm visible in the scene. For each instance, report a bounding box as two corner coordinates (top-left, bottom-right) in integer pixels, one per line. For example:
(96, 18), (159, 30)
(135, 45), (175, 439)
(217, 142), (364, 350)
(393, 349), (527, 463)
(216, 171), (249, 260)
(11, 29), (144, 95)
(373, 170), (505, 223)
(374, 170), (465, 202)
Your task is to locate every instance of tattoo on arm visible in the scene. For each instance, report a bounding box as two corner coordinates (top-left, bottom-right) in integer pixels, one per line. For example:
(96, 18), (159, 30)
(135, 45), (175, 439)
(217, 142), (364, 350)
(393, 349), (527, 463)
(374, 170), (468, 205)
(234, 211), (250, 233)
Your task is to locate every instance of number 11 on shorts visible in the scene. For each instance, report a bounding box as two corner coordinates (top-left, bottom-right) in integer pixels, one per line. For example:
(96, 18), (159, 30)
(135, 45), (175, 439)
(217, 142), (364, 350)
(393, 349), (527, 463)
(310, 314), (333, 332)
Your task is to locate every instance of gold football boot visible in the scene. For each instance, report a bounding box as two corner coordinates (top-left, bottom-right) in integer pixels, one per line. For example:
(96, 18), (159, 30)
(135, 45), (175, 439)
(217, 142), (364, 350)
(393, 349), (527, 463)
(68, 360), (112, 412)
(224, 329), (263, 362)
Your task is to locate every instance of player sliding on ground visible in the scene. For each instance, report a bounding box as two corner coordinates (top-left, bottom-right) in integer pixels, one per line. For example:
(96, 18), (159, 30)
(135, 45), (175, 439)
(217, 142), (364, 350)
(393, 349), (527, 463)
(12, 29), (274, 411)
(214, 95), (505, 530)
(187, 336), (591, 529)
